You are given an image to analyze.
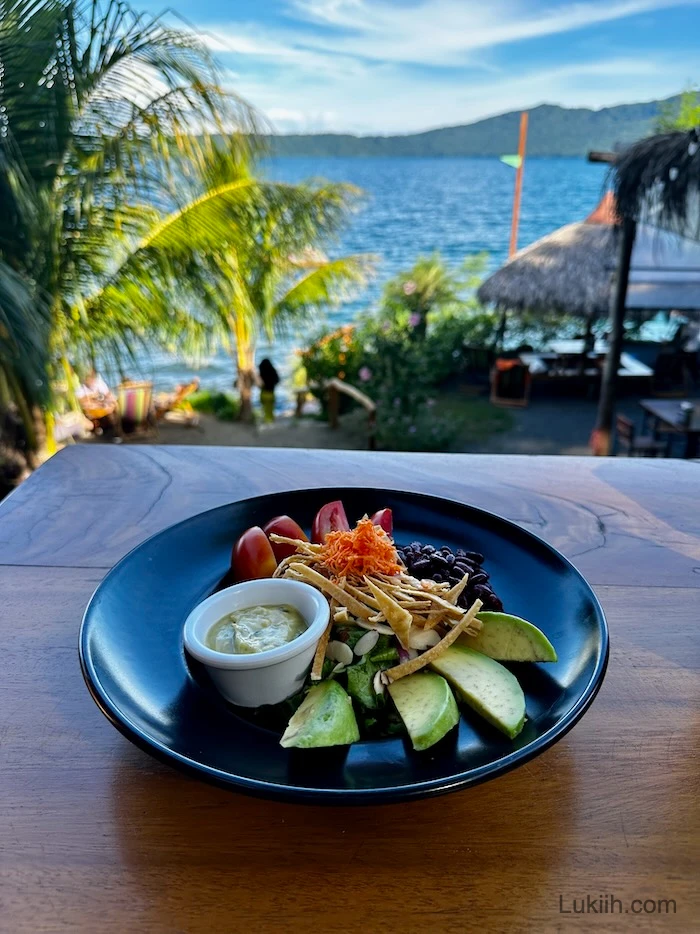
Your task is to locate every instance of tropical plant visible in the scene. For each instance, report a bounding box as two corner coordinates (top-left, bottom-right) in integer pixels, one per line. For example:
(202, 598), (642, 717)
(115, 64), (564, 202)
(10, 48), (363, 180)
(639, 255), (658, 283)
(1, 0), (372, 459)
(379, 252), (478, 339)
(0, 0), (253, 454)
(656, 88), (700, 132)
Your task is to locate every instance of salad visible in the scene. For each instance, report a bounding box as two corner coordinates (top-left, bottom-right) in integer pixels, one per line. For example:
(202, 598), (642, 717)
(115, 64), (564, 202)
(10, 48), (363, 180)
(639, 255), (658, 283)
(226, 501), (557, 752)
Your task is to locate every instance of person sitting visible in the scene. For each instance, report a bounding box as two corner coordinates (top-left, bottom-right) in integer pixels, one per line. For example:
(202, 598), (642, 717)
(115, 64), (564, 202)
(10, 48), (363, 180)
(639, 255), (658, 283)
(258, 358), (280, 424)
(76, 368), (118, 436)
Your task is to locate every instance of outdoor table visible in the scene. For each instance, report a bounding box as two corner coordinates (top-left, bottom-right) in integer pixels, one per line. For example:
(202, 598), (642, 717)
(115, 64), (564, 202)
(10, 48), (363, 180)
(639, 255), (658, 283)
(639, 398), (700, 458)
(2, 446), (698, 932)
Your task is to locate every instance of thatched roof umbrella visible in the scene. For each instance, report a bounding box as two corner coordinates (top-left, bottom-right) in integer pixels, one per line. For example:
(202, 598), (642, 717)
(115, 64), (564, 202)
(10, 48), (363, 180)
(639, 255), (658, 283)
(477, 206), (615, 320)
(593, 127), (700, 454)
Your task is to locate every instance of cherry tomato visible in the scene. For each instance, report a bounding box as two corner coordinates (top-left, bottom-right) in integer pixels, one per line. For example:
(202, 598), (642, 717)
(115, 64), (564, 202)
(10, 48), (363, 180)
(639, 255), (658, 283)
(311, 500), (350, 543)
(231, 526), (278, 581)
(370, 508), (393, 537)
(263, 515), (308, 561)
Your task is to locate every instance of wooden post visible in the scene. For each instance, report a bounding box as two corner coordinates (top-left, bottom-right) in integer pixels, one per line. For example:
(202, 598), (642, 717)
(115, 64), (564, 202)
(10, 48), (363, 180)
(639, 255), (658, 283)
(593, 217), (637, 455)
(509, 112), (529, 257)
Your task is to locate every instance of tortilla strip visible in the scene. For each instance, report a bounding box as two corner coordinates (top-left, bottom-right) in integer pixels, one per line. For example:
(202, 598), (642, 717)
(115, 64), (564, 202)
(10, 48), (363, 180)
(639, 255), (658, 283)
(290, 563), (374, 620)
(333, 606), (351, 624)
(343, 582), (381, 611)
(365, 577), (412, 649)
(384, 599), (483, 681)
(422, 609), (445, 631)
(268, 534), (323, 554)
(403, 588), (464, 618)
(445, 573), (470, 605)
(310, 621), (333, 680)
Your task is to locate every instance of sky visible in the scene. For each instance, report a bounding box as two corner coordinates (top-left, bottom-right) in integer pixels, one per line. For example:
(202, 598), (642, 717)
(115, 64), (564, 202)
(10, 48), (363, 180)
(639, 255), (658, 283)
(149, 0), (700, 135)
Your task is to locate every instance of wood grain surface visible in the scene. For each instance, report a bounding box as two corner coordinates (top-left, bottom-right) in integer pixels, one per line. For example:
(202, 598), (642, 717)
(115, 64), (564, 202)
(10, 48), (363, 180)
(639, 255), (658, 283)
(1, 447), (699, 933)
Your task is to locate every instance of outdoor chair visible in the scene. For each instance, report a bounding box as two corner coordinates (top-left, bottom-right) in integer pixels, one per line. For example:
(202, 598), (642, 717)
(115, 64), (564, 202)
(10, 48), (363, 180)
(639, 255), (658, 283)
(117, 380), (156, 437)
(615, 414), (667, 457)
(490, 358), (531, 407)
(154, 378), (200, 427)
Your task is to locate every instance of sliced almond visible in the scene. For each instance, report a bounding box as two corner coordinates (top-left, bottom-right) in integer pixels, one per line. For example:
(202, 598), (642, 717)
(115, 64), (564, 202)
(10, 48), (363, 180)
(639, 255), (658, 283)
(325, 640), (354, 666)
(372, 671), (386, 695)
(408, 628), (442, 650)
(354, 630), (380, 657)
(356, 619), (395, 636)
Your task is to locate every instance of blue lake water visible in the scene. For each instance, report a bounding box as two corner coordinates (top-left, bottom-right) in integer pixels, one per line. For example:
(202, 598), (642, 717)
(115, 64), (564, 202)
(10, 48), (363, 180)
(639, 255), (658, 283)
(103, 156), (611, 401)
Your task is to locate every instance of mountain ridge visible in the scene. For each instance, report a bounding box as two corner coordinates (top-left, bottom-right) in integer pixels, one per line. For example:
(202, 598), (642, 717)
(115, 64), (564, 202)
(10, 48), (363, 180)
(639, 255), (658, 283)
(264, 96), (679, 158)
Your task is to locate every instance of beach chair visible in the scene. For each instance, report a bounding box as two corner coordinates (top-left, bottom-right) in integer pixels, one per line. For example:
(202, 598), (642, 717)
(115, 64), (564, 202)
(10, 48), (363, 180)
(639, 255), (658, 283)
(154, 379), (200, 426)
(117, 380), (156, 437)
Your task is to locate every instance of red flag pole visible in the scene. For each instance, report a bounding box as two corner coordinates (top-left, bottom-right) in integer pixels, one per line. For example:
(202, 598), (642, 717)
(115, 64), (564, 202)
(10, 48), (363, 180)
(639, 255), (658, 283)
(509, 112), (529, 257)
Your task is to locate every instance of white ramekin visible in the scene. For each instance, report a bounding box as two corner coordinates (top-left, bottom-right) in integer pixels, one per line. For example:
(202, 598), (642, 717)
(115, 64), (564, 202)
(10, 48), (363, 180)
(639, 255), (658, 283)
(183, 578), (329, 707)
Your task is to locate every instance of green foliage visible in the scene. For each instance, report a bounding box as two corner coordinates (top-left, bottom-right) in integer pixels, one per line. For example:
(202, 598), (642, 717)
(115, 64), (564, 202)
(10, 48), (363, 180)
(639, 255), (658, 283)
(301, 325), (363, 393)
(302, 254), (507, 451)
(655, 88), (700, 132)
(0, 0), (371, 438)
(189, 390), (240, 422)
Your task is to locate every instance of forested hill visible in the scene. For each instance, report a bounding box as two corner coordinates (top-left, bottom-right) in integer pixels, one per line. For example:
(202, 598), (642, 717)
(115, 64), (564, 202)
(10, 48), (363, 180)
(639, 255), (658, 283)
(264, 97), (678, 158)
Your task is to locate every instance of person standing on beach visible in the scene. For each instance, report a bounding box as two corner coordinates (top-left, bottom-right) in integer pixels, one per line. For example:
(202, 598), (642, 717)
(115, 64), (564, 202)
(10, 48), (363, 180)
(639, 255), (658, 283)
(258, 359), (280, 423)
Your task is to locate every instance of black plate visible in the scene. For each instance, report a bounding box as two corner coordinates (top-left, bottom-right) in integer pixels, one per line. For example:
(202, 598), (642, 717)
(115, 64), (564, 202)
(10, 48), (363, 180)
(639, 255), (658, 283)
(80, 488), (608, 803)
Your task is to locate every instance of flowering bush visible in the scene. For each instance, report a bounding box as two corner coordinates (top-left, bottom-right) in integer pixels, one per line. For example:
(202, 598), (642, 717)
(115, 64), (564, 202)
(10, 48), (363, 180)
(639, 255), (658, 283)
(300, 255), (504, 450)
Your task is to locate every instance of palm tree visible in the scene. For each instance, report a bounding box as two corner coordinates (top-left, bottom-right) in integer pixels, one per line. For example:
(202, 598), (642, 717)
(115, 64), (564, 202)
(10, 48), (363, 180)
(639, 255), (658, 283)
(1, 0), (371, 448)
(0, 0), (254, 455)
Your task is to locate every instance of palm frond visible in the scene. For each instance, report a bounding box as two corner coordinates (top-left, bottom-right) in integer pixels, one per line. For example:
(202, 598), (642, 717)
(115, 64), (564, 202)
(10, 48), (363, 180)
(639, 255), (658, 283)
(0, 260), (51, 439)
(272, 255), (374, 336)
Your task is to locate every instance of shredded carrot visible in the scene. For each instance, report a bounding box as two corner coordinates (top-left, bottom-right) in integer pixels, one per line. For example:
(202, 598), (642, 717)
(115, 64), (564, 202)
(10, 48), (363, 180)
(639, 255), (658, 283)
(322, 518), (401, 580)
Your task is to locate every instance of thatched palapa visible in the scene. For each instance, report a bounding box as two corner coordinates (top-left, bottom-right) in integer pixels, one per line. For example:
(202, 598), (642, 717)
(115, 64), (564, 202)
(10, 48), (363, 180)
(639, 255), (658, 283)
(477, 213), (616, 318)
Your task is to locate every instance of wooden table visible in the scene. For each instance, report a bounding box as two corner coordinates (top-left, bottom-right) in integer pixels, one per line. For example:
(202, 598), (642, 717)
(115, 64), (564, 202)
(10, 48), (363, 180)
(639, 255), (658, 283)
(639, 398), (700, 459)
(2, 447), (699, 932)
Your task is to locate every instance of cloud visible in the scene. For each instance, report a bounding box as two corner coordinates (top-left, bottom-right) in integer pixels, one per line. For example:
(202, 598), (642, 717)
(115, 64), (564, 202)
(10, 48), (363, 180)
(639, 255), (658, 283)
(288, 0), (693, 66)
(200, 0), (700, 133)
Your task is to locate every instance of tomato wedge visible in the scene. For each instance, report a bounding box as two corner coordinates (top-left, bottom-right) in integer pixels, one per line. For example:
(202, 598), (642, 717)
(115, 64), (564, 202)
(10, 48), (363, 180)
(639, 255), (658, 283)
(231, 526), (278, 581)
(311, 500), (350, 543)
(263, 515), (308, 561)
(370, 508), (393, 537)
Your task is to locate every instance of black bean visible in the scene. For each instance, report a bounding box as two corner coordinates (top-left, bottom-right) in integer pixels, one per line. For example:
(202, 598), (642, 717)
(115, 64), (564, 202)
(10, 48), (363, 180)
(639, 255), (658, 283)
(464, 551), (484, 564)
(422, 545), (436, 555)
(411, 558), (431, 574)
(409, 541), (422, 550)
(432, 554), (449, 568)
(472, 584), (492, 600)
(455, 549), (466, 558)
(470, 571), (488, 585)
(432, 572), (444, 582)
(448, 574), (462, 585)
(454, 561), (472, 575)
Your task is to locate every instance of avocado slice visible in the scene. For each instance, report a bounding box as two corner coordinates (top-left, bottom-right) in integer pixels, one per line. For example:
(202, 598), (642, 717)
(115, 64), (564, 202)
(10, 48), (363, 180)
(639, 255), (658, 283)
(462, 611), (557, 662)
(280, 680), (360, 749)
(430, 645), (526, 738)
(388, 672), (459, 751)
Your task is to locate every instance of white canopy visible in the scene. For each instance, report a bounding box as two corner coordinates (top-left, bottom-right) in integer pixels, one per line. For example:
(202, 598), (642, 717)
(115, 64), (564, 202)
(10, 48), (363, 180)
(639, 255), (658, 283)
(625, 222), (700, 310)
